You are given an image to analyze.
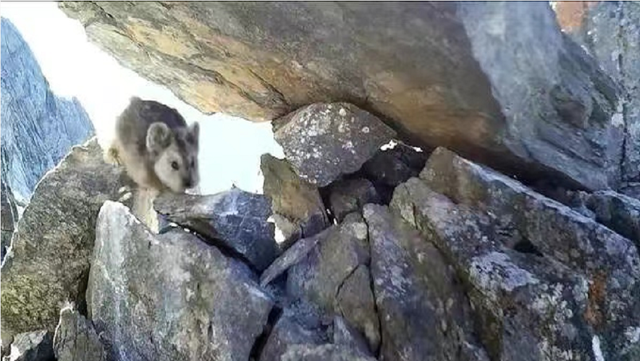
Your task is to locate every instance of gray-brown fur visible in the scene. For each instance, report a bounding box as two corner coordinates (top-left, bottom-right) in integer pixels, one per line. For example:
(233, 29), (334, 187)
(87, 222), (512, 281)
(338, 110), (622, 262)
(105, 97), (200, 193)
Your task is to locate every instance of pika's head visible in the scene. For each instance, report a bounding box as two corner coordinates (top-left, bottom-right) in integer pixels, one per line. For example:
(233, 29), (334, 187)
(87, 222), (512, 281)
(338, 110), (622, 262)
(146, 121), (200, 193)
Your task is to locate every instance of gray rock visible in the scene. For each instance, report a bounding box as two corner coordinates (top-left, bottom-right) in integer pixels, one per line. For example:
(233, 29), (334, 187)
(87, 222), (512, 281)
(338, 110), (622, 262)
(0, 18), (94, 205)
(53, 306), (106, 361)
(259, 312), (326, 361)
(557, 1), (640, 185)
(154, 187), (279, 271)
(282, 344), (377, 361)
(274, 103), (396, 187)
(59, 2), (624, 191)
(586, 190), (640, 245)
(333, 266), (379, 353)
(456, 1), (623, 191)
(410, 147), (640, 360)
(287, 214), (379, 352)
(260, 226), (334, 288)
(4, 330), (54, 361)
(421, 147), (640, 283)
(88, 201), (273, 361)
(327, 178), (379, 222)
(1, 138), (134, 340)
(364, 204), (488, 361)
(261, 154), (329, 248)
(331, 317), (371, 357)
(1, 179), (18, 260)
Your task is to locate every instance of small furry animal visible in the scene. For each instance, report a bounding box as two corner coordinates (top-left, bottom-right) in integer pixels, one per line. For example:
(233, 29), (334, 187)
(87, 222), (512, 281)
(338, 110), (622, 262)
(105, 97), (200, 193)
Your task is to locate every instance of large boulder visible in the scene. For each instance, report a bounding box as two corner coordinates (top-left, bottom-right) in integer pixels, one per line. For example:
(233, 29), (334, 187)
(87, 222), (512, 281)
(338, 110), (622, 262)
(555, 1), (640, 186)
(1, 138), (134, 340)
(88, 201), (274, 361)
(261, 154), (329, 248)
(59, 1), (624, 191)
(273, 103), (395, 187)
(392, 147), (640, 360)
(53, 305), (106, 361)
(364, 204), (488, 361)
(154, 187), (279, 271)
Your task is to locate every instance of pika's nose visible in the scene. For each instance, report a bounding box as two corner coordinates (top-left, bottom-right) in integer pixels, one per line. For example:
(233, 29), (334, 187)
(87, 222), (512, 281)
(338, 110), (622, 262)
(184, 179), (194, 189)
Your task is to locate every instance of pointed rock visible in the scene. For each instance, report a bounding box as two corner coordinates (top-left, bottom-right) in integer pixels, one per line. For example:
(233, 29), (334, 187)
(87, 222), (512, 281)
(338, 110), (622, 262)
(88, 201), (274, 361)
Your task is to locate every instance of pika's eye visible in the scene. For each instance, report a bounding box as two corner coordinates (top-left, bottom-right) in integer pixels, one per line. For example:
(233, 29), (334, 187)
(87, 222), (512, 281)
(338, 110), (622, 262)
(171, 161), (179, 170)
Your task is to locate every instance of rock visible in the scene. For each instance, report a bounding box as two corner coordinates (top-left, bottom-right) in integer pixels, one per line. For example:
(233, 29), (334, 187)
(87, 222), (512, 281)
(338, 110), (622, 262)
(555, 1), (640, 184)
(333, 266), (378, 353)
(53, 305), (106, 361)
(273, 103), (396, 187)
(59, 2), (624, 191)
(287, 213), (379, 352)
(261, 154), (329, 248)
(259, 312), (326, 361)
(154, 187), (279, 271)
(88, 201), (273, 361)
(1, 18), (94, 205)
(4, 330), (54, 361)
(260, 227), (333, 288)
(331, 317), (371, 357)
(421, 147), (640, 282)
(1, 179), (18, 260)
(326, 178), (379, 222)
(403, 147), (640, 360)
(282, 344), (377, 361)
(1, 138), (134, 340)
(364, 204), (488, 361)
(586, 190), (640, 245)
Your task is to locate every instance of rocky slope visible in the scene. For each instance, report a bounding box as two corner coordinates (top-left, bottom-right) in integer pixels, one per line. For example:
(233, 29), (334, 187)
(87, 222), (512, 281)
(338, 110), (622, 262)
(1, 18), (95, 205)
(58, 1), (631, 192)
(3, 2), (640, 361)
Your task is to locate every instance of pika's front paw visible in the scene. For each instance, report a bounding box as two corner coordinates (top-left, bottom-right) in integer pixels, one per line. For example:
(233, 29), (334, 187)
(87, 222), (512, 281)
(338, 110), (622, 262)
(117, 186), (133, 203)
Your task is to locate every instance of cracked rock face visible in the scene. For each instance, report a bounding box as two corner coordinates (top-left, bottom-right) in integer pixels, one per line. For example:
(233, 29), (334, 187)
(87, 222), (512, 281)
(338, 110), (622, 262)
(286, 213), (379, 352)
(53, 307), (106, 361)
(154, 187), (280, 271)
(59, 1), (625, 191)
(88, 201), (274, 361)
(273, 103), (396, 187)
(555, 1), (640, 186)
(391, 147), (640, 360)
(0, 138), (135, 341)
(364, 204), (488, 361)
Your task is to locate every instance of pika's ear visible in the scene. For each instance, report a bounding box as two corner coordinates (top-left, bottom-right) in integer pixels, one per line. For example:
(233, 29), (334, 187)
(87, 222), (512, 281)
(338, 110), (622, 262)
(189, 122), (200, 146)
(146, 122), (172, 153)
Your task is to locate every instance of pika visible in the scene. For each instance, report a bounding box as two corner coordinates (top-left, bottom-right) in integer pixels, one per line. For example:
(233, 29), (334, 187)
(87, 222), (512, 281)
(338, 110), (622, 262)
(105, 97), (200, 193)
